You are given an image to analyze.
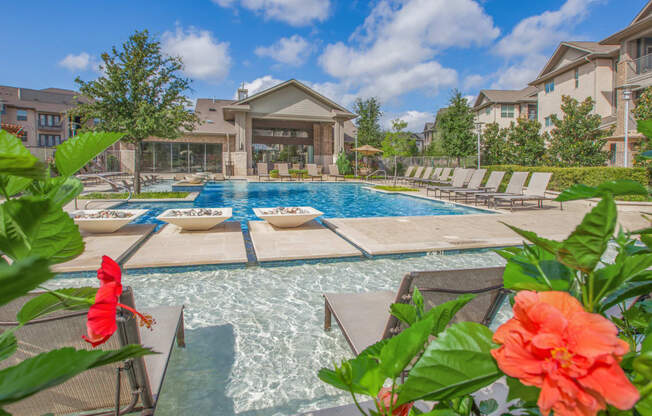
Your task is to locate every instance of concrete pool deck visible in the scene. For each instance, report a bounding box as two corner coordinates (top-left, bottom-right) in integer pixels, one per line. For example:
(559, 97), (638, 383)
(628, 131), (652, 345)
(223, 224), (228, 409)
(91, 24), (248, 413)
(124, 222), (247, 269)
(53, 224), (156, 273)
(248, 220), (362, 262)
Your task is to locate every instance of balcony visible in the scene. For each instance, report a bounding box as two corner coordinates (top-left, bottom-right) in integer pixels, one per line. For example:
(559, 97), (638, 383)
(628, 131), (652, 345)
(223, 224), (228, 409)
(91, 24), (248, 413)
(38, 122), (63, 131)
(626, 53), (652, 85)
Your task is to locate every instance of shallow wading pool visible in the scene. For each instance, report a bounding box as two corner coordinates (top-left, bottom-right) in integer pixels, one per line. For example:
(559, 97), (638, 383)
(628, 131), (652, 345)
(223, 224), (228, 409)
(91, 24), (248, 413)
(50, 251), (509, 416)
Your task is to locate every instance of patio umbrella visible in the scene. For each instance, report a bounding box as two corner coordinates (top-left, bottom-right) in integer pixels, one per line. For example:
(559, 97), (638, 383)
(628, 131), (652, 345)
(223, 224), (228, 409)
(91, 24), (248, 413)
(352, 144), (383, 155)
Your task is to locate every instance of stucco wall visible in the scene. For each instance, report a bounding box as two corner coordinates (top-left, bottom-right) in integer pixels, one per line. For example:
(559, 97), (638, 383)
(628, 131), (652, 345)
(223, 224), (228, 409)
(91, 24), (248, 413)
(248, 85), (333, 119)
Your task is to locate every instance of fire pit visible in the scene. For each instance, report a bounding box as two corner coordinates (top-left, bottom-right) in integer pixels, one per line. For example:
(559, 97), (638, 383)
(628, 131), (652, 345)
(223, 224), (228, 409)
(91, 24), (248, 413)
(156, 208), (232, 231)
(253, 206), (323, 228)
(71, 209), (148, 233)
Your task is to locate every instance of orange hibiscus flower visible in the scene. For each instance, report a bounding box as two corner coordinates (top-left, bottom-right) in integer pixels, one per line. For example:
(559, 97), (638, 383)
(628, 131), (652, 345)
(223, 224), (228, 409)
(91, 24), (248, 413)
(376, 387), (413, 416)
(491, 291), (639, 416)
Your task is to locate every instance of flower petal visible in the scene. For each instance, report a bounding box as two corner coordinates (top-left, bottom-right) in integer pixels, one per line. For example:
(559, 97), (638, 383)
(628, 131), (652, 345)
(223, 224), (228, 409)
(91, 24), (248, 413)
(98, 255), (122, 285)
(577, 362), (640, 411)
(567, 312), (627, 358)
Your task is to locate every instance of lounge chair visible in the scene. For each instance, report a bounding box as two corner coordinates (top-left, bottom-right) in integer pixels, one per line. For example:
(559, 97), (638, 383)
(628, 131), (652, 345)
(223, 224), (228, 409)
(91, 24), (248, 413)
(425, 169), (470, 197)
(0, 287), (185, 416)
(475, 171), (529, 206)
(451, 170), (506, 203)
(257, 163), (271, 181)
(493, 172), (559, 211)
(324, 267), (506, 355)
(403, 166), (423, 185)
(120, 179), (133, 191)
(306, 164), (323, 181)
(439, 169), (487, 200)
(396, 166), (416, 183)
(409, 166), (432, 187)
(421, 167), (452, 186)
(328, 164), (345, 181)
(277, 163), (293, 181)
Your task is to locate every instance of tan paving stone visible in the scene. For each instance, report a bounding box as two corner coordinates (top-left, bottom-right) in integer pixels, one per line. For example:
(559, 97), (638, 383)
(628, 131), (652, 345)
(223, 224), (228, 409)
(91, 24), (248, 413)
(53, 224), (156, 273)
(248, 220), (362, 262)
(124, 222), (247, 269)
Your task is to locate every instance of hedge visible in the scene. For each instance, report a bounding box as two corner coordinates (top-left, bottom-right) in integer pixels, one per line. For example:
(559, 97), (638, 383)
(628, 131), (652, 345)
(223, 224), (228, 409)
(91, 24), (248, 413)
(270, 169), (308, 178)
(482, 165), (650, 193)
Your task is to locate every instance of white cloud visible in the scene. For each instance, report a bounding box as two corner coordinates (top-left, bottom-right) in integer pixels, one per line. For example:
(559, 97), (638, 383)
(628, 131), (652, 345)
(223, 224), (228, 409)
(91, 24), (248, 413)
(463, 74), (486, 90)
(162, 26), (231, 83)
(383, 110), (434, 132)
(255, 35), (313, 66)
(318, 0), (498, 102)
(213, 0), (330, 26)
(236, 75), (283, 98)
(59, 52), (100, 72)
(491, 0), (603, 88)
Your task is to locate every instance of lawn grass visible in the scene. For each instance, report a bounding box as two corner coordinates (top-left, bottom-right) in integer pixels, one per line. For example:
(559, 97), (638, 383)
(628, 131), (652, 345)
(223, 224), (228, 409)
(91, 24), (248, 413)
(79, 191), (190, 199)
(373, 185), (418, 192)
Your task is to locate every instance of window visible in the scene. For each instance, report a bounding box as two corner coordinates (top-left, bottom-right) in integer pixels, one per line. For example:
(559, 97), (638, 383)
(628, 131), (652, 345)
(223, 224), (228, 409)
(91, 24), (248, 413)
(545, 116), (555, 128)
(501, 104), (514, 118)
(485, 106), (491, 115)
(16, 110), (27, 121)
(39, 114), (46, 126)
(17, 131), (27, 142)
(38, 134), (61, 147)
(545, 80), (555, 94)
(610, 143), (617, 164)
(574, 68), (579, 88)
(528, 104), (537, 120)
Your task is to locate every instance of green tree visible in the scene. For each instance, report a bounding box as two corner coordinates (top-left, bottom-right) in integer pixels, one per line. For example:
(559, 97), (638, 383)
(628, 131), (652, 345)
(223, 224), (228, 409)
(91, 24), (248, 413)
(71, 30), (199, 193)
(440, 90), (476, 165)
(505, 118), (545, 166)
(353, 97), (383, 147)
(634, 86), (652, 120)
(382, 119), (414, 184)
(546, 96), (610, 166)
(481, 122), (506, 165)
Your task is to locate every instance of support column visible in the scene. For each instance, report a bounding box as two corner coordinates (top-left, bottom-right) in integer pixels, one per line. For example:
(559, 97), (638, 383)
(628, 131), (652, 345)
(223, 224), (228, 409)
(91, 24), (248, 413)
(333, 118), (345, 162)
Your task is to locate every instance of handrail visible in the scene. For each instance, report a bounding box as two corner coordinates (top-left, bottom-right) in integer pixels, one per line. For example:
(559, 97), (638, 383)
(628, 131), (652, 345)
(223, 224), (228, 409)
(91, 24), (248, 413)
(74, 174), (132, 209)
(365, 169), (387, 181)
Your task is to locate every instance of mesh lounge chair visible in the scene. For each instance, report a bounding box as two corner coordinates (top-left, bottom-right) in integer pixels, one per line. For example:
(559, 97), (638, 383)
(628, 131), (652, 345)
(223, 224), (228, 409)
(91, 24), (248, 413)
(426, 169), (471, 197)
(397, 166), (416, 183)
(0, 287), (185, 416)
(475, 171), (529, 206)
(421, 167), (451, 186)
(451, 170), (506, 203)
(439, 169), (487, 200)
(328, 164), (345, 181)
(257, 163), (271, 181)
(306, 164), (323, 181)
(277, 163), (293, 181)
(403, 166), (424, 185)
(324, 267), (506, 355)
(409, 166), (432, 187)
(493, 172), (559, 211)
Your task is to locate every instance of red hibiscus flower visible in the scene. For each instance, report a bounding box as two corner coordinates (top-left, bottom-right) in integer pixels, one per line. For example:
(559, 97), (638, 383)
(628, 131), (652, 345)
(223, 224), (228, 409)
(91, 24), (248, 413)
(376, 387), (413, 416)
(83, 256), (153, 347)
(491, 291), (640, 416)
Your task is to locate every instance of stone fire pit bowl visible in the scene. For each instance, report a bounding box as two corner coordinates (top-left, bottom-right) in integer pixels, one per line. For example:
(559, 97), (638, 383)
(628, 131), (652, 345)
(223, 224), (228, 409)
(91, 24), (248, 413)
(253, 206), (323, 228)
(156, 208), (232, 231)
(71, 209), (148, 234)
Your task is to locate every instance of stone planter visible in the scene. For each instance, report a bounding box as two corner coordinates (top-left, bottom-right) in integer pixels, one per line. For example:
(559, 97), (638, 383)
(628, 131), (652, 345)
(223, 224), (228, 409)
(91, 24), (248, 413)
(156, 208), (232, 231)
(71, 209), (148, 234)
(253, 207), (323, 228)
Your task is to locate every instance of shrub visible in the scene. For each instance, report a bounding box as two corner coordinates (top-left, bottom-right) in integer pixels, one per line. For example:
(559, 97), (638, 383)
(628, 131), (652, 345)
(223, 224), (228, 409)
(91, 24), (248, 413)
(483, 164), (650, 194)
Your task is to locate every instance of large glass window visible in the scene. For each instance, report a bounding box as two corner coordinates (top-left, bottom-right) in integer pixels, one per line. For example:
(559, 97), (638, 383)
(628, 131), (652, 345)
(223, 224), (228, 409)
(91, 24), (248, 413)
(16, 110), (27, 121)
(545, 80), (555, 93)
(501, 104), (514, 118)
(154, 142), (172, 172)
(141, 141), (222, 173)
(253, 143), (314, 166)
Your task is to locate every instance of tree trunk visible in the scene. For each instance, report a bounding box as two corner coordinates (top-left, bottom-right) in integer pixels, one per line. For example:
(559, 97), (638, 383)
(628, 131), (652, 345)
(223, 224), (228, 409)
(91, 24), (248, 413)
(134, 141), (142, 194)
(393, 155), (398, 186)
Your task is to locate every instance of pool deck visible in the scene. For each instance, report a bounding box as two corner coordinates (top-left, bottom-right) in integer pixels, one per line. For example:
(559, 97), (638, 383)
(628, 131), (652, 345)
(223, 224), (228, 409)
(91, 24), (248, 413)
(53, 224), (156, 273)
(123, 222), (248, 269)
(248, 220), (362, 262)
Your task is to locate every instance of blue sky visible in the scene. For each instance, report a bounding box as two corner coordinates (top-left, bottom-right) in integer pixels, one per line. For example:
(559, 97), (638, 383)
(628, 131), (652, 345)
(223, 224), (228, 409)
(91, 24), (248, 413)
(1, 0), (646, 131)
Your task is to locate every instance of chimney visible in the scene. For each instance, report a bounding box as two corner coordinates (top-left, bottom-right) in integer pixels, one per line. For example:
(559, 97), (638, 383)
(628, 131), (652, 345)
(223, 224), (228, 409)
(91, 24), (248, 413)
(237, 82), (248, 100)
(17, 88), (21, 100)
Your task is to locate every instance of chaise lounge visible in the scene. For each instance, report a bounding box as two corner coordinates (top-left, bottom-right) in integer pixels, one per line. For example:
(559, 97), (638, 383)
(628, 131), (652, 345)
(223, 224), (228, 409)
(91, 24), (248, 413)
(257, 162), (271, 181)
(474, 171), (529, 206)
(328, 164), (345, 181)
(493, 172), (559, 211)
(439, 169), (487, 200)
(306, 164), (323, 181)
(451, 170), (506, 203)
(277, 163), (294, 181)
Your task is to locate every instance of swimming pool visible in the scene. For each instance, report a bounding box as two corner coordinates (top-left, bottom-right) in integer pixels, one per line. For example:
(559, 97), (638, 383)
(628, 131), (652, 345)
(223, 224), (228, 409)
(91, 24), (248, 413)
(120, 181), (490, 229)
(50, 251), (509, 416)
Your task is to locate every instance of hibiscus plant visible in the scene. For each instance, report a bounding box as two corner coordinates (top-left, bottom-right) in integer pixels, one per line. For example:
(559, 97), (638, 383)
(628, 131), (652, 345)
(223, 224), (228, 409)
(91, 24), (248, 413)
(319, 180), (652, 416)
(0, 130), (155, 415)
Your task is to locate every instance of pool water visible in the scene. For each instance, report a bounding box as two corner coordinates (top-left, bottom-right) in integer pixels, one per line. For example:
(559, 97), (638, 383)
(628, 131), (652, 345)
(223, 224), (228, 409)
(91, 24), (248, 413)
(119, 181), (490, 229)
(50, 251), (509, 416)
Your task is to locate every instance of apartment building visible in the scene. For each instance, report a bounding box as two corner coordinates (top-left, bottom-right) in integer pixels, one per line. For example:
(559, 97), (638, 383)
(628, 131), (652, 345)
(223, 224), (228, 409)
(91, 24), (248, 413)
(0, 85), (81, 149)
(473, 86), (538, 129)
(600, 1), (652, 166)
(529, 42), (618, 133)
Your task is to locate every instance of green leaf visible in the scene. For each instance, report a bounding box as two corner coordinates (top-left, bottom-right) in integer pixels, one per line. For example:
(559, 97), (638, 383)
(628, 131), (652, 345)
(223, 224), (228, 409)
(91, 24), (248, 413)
(502, 246), (572, 291)
(425, 294), (476, 336)
(634, 351), (652, 380)
(555, 180), (648, 202)
(413, 287), (425, 318)
(391, 303), (418, 326)
(0, 176), (32, 197)
(397, 322), (502, 405)
(380, 314), (434, 379)
(0, 345), (154, 406)
(43, 177), (83, 208)
(506, 376), (539, 403)
(601, 281), (652, 312)
(55, 131), (124, 177)
(558, 195), (617, 273)
(0, 131), (47, 180)
(0, 257), (53, 307)
(16, 287), (97, 324)
(418, 410), (459, 416)
(594, 254), (652, 304)
(0, 197), (84, 264)
(478, 399), (498, 415)
(637, 120), (652, 141)
(0, 332), (17, 361)
(501, 223), (562, 255)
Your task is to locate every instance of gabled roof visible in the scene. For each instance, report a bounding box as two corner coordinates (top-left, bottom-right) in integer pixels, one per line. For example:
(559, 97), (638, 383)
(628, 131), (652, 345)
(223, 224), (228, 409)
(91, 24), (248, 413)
(530, 41), (618, 85)
(473, 86), (537, 109)
(191, 98), (237, 135)
(232, 79), (354, 116)
(601, 1), (652, 45)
